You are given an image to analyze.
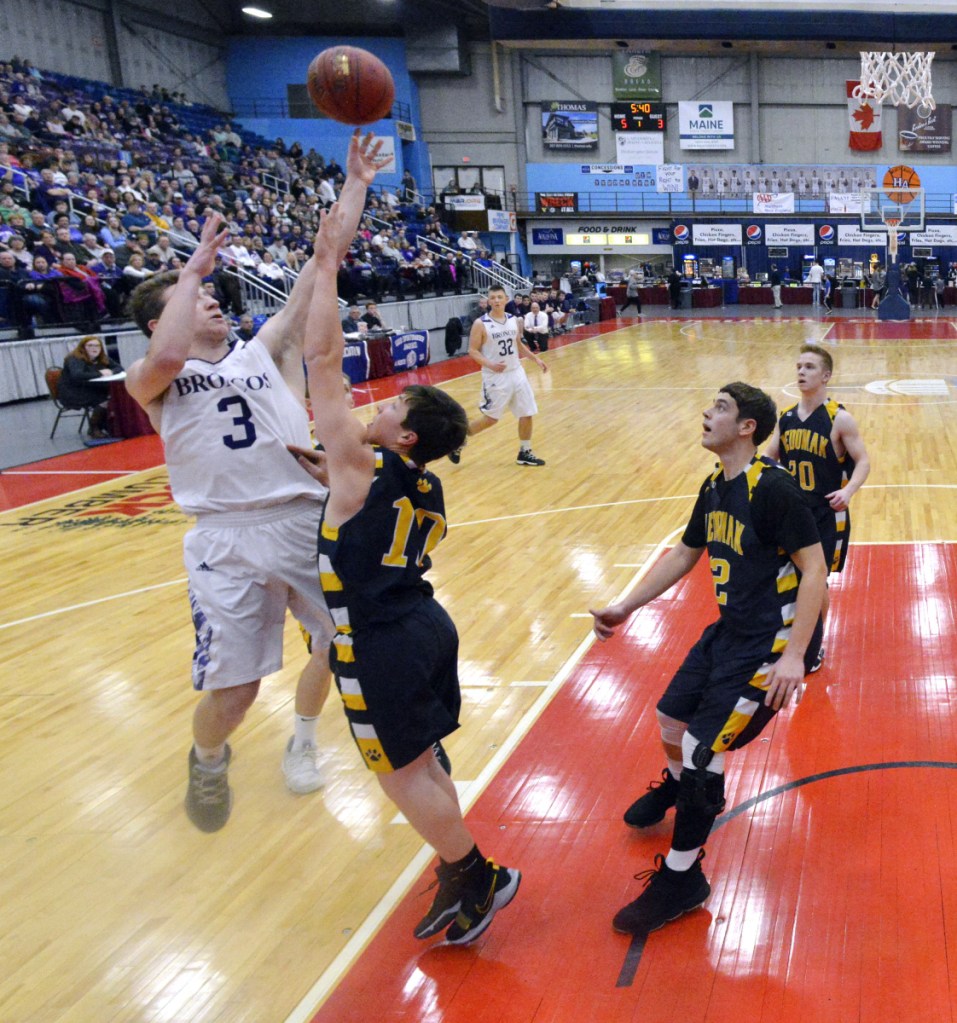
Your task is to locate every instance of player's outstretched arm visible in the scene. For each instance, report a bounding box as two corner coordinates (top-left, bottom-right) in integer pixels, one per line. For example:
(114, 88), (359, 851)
(518, 335), (548, 374)
(303, 205), (373, 522)
(591, 542), (703, 640)
(127, 211), (228, 407)
(260, 132), (390, 369)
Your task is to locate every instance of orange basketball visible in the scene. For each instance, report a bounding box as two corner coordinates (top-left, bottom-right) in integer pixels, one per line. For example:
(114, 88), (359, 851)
(306, 46), (395, 126)
(883, 164), (921, 204)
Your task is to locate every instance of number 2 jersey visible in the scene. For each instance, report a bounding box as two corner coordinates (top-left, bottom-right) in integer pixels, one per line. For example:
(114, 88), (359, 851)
(777, 399), (854, 570)
(682, 457), (821, 642)
(158, 336), (326, 515)
(319, 447), (447, 628)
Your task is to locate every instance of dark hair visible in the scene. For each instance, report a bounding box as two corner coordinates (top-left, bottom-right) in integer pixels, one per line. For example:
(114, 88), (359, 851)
(487, 284), (506, 295)
(720, 381), (778, 446)
(799, 343), (833, 376)
(130, 269), (180, 336)
(401, 384), (468, 464)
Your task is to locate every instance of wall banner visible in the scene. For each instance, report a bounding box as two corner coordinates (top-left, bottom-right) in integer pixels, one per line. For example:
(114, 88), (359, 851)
(692, 223), (742, 245)
(678, 101), (734, 150)
(612, 51), (662, 100)
(542, 102), (599, 150)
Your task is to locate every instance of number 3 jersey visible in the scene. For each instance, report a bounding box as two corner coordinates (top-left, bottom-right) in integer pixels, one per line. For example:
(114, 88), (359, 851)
(682, 457), (821, 640)
(159, 337), (326, 515)
(319, 447), (447, 628)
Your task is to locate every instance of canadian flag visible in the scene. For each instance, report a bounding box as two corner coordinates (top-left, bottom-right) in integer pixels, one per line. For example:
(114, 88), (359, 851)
(847, 80), (882, 151)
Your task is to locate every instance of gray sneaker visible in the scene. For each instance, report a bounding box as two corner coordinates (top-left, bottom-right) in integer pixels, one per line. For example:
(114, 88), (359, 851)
(185, 744), (232, 832)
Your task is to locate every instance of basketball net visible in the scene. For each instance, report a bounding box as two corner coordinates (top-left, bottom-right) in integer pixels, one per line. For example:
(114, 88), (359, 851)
(885, 217), (901, 263)
(853, 51), (935, 117)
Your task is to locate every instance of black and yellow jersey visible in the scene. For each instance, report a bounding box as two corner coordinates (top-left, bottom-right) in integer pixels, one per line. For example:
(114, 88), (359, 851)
(778, 399), (854, 508)
(682, 456), (821, 639)
(318, 447), (447, 630)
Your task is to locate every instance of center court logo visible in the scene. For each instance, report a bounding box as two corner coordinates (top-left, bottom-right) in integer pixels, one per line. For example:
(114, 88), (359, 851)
(819, 224), (835, 241)
(674, 224), (690, 241)
(746, 225), (763, 241)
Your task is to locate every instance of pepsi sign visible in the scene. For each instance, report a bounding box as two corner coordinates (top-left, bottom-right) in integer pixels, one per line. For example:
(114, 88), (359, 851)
(746, 224), (763, 245)
(818, 224), (836, 244)
(673, 223), (691, 244)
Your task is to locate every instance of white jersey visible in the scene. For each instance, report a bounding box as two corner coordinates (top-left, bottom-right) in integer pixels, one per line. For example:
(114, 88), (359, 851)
(479, 312), (522, 377)
(160, 336), (326, 515)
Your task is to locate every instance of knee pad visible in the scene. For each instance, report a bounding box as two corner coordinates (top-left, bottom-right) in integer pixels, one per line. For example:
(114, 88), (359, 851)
(656, 710), (688, 749)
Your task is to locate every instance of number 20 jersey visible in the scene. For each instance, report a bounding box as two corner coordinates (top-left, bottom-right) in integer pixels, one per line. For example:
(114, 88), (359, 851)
(159, 336), (326, 515)
(319, 448), (447, 628)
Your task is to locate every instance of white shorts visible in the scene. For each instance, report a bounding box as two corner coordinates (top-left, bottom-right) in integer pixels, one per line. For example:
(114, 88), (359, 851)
(478, 368), (538, 421)
(184, 498), (334, 691)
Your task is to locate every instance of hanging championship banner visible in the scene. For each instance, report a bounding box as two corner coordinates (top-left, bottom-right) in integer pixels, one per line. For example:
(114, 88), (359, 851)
(612, 52), (662, 100)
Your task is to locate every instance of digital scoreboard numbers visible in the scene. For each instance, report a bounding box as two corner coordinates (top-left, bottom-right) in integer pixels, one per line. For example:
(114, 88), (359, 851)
(611, 102), (666, 132)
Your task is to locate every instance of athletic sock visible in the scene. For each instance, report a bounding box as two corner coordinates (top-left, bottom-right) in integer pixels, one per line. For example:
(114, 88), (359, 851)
(292, 713), (319, 749)
(194, 743), (227, 769)
(665, 847), (701, 871)
(519, 442), (532, 454)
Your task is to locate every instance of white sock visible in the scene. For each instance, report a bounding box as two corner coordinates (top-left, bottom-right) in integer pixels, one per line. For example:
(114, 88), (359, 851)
(293, 713), (318, 749)
(194, 743), (226, 769)
(666, 759), (683, 780)
(520, 441), (531, 453)
(665, 847), (701, 871)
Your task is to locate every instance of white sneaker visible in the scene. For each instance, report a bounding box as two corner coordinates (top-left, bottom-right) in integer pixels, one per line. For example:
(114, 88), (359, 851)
(282, 737), (324, 793)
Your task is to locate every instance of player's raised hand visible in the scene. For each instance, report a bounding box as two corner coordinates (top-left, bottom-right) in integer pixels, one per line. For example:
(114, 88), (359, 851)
(183, 211), (228, 279)
(346, 129), (391, 184)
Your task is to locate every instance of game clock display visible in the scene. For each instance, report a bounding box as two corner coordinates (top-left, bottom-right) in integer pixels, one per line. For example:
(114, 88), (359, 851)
(611, 102), (666, 132)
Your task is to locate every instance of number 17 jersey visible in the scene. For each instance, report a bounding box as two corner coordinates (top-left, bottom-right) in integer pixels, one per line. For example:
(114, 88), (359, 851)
(159, 336), (325, 515)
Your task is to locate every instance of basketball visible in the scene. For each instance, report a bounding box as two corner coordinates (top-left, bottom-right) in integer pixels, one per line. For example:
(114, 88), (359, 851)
(306, 46), (395, 126)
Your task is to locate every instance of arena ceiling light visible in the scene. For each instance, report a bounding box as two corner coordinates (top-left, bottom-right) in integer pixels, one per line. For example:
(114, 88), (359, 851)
(241, 6), (273, 17)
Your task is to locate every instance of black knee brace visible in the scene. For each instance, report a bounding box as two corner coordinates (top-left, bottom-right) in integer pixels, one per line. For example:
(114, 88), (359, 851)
(672, 759), (726, 851)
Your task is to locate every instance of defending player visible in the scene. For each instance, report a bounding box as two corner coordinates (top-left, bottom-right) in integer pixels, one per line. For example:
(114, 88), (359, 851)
(449, 282), (548, 467)
(303, 202), (520, 945)
(591, 383), (826, 935)
(765, 343), (870, 670)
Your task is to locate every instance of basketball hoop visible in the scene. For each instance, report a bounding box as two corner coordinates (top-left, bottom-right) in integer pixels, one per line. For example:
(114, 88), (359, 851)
(884, 216), (901, 263)
(854, 51), (936, 118)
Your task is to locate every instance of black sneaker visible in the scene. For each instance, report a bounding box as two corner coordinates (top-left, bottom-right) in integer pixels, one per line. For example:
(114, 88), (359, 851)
(516, 449), (545, 467)
(185, 744), (233, 833)
(612, 851), (710, 934)
(623, 768), (679, 828)
(444, 861), (521, 945)
(448, 448), (462, 464)
(433, 740), (452, 776)
(414, 861), (464, 939)
(809, 646), (826, 673)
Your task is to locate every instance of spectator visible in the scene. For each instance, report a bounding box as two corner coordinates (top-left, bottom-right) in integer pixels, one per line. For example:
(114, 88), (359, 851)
(0, 248), (43, 336)
(341, 304), (364, 334)
(360, 301), (383, 330)
(234, 312), (255, 341)
(58, 335), (122, 437)
(89, 248), (127, 317)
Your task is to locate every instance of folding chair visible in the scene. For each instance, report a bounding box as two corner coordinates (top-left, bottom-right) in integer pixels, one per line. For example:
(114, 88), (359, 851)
(45, 366), (91, 439)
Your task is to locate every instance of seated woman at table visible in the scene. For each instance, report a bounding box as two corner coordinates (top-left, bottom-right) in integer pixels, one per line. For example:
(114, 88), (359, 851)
(58, 335), (123, 438)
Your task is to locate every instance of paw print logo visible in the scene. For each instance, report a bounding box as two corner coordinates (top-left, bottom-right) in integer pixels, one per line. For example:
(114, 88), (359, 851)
(417, 477), (432, 493)
(366, 748), (382, 763)
(720, 732), (733, 746)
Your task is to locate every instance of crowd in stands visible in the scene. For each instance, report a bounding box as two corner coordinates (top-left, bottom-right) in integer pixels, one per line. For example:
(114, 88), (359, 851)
(0, 55), (497, 340)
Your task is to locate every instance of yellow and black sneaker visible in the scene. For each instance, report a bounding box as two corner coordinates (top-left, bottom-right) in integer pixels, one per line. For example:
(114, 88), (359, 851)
(414, 862), (465, 939)
(444, 860), (521, 945)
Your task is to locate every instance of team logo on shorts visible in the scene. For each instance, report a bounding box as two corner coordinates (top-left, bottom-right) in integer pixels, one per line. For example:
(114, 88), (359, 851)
(673, 224), (690, 242)
(746, 224), (762, 241)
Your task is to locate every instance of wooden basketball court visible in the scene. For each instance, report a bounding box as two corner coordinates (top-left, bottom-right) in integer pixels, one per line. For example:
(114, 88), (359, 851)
(2, 311), (956, 1023)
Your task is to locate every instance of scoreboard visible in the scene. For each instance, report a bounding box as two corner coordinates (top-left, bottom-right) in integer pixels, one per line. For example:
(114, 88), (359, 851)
(611, 102), (666, 132)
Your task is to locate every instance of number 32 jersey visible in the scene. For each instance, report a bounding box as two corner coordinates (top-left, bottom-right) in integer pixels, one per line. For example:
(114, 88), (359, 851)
(159, 336), (326, 515)
(478, 312), (522, 376)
